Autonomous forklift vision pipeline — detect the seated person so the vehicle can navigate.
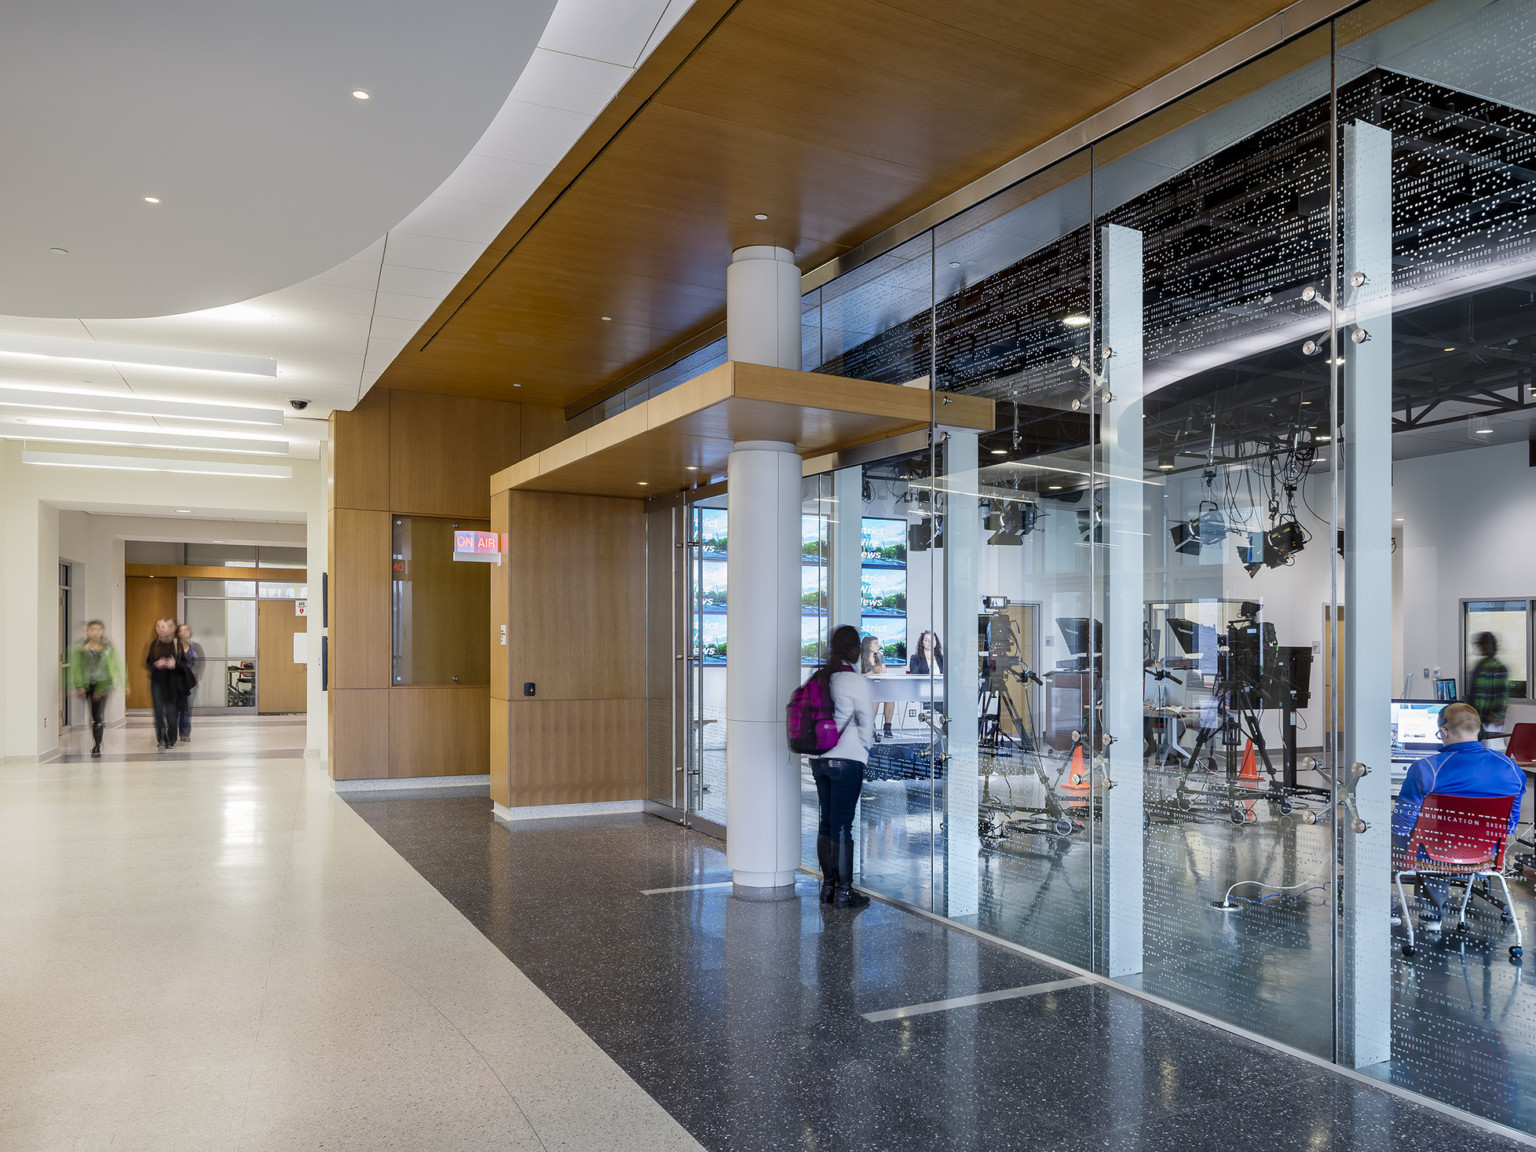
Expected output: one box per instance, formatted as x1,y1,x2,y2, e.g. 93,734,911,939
1391,702,1526,930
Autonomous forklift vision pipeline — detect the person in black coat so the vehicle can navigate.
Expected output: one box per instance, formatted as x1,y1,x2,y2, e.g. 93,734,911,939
144,617,188,751
907,631,944,676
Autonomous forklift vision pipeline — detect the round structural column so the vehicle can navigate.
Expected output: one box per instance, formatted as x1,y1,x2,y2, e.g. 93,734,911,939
726,246,800,369
725,440,802,890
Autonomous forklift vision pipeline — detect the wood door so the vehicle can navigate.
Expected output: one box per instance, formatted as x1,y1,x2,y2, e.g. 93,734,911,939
124,576,176,709
257,600,308,714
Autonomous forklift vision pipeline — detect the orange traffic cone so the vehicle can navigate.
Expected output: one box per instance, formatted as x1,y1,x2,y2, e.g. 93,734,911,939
1238,739,1260,784
1060,744,1091,792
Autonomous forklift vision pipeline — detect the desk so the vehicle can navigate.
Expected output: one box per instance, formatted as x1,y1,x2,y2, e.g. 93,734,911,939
867,674,944,704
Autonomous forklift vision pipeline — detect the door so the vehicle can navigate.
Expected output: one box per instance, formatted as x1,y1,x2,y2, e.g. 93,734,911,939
125,576,177,708
256,599,307,713
643,490,728,837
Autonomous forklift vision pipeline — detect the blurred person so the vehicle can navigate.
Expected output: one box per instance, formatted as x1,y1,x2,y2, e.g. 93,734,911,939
860,633,895,740
144,618,187,751
809,624,874,909
907,630,944,676
67,620,127,757
175,623,202,743
1469,632,1510,747
1392,701,1524,932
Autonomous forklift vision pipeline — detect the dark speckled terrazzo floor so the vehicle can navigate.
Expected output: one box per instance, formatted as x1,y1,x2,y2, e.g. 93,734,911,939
346,799,1530,1152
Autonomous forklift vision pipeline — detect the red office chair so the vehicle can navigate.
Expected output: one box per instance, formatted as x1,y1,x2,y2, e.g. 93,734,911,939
1505,722,1536,767
1396,792,1523,960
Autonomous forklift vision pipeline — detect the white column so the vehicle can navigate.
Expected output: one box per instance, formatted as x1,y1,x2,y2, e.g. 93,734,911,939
943,429,980,917
1101,223,1145,978
726,441,803,889
1343,119,1393,1068
727,246,801,369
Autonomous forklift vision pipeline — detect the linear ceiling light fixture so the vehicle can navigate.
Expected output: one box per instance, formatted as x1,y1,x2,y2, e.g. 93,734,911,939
0,385,284,425
1,422,287,454
21,450,293,479
0,334,277,377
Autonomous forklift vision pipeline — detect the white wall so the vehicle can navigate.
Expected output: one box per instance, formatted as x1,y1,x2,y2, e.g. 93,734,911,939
0,440,327,761
1395,440,1536,717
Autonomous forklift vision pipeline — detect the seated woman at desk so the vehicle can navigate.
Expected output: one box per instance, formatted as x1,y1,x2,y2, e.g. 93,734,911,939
908,631,944,677
860,634,895,740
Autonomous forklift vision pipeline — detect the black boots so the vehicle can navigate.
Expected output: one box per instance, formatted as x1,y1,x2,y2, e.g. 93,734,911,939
833,836,870,909
816,834,837,903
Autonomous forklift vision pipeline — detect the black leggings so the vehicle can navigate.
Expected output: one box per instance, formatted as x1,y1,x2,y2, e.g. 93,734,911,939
811,757,865,842
152,681,179,747
86,689,107,750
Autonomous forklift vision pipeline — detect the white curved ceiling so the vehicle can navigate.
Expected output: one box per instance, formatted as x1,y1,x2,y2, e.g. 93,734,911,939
0,0,558,318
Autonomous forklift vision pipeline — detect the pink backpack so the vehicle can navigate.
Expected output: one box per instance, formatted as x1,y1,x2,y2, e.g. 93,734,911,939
786,668,842,754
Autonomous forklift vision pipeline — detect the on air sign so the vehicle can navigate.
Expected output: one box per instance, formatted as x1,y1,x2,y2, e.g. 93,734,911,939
452,529,503,564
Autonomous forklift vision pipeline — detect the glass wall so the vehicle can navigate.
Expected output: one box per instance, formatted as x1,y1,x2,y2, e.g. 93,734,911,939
390,516,491,686
786,0,1536,1136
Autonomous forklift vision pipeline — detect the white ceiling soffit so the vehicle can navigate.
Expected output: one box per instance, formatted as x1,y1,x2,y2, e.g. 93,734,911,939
0,0,559,320
0,0,693,444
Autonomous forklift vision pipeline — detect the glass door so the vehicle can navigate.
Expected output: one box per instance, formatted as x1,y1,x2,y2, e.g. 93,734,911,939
643,489,729,837
685,497,729,834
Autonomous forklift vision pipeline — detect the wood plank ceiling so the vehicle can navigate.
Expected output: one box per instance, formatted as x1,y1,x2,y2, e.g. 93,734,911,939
374,0,1299,413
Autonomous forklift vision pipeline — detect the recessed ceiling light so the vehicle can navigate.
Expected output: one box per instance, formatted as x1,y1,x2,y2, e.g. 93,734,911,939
143,196,162,205
1048,484,1062,490
350,90,371,100
601,316,612,322
685,466,698,470
49,247,68,256
1444,346,1455,352
1063,314,1090,328
211,540,224,544
512,383,521,388
176,509,191,514
0,334,275,377
990,449,1007,455
1475,427,1493,434
754,213,768,220
1395,517,1404,522
948,261,961,268
636,481,649,486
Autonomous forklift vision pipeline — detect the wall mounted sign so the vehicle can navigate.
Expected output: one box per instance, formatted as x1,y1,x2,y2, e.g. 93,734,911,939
452,529,502,564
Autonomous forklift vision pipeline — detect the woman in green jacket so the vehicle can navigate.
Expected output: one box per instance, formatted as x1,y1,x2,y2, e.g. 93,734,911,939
67,620,127,757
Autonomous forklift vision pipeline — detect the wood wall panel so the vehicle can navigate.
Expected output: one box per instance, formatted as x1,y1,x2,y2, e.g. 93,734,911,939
328,688,391,779
389,686,490,778
490,696,510,806
123,576,177,708
504,492,645,702
506,699,644,807
330,508,391,690
489,490,510,703
388,390,520,519
330,389,390,511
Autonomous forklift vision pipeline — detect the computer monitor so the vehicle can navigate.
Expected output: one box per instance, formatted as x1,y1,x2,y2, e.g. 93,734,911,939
1390,700,1444,754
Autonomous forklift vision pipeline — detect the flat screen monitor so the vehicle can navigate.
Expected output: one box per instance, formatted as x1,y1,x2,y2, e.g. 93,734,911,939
1391,700,1444,754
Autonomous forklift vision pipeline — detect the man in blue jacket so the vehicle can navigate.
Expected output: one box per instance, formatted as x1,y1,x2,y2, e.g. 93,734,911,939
1393,702,1526,930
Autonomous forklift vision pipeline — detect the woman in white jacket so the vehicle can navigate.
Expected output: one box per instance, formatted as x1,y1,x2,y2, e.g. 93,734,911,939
810,624,874,908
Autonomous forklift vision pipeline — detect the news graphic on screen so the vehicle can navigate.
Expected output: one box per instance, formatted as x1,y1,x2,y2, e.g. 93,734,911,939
452,529,502,564
1390,701,1444,750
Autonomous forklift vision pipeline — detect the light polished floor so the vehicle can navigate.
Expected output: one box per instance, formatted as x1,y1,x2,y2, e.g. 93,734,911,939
353,794,1534,1152
0,715,701,1152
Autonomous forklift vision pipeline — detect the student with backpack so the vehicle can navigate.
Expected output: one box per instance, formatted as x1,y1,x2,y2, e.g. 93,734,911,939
789,624,874,908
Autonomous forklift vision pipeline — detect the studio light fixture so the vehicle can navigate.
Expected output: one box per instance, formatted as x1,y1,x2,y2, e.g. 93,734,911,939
0,334,276,377
22,450,292,479
1158,455,1175,471
0,385,284,425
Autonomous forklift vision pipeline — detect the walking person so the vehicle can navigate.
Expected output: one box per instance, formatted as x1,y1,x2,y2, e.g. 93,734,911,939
810,624,874,909
1468,631,1510,748
145,618,187,751
175,623,202,743
67,620,127,757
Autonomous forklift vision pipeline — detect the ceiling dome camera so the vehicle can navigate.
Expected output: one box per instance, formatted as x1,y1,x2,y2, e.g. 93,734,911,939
288,398,310,411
